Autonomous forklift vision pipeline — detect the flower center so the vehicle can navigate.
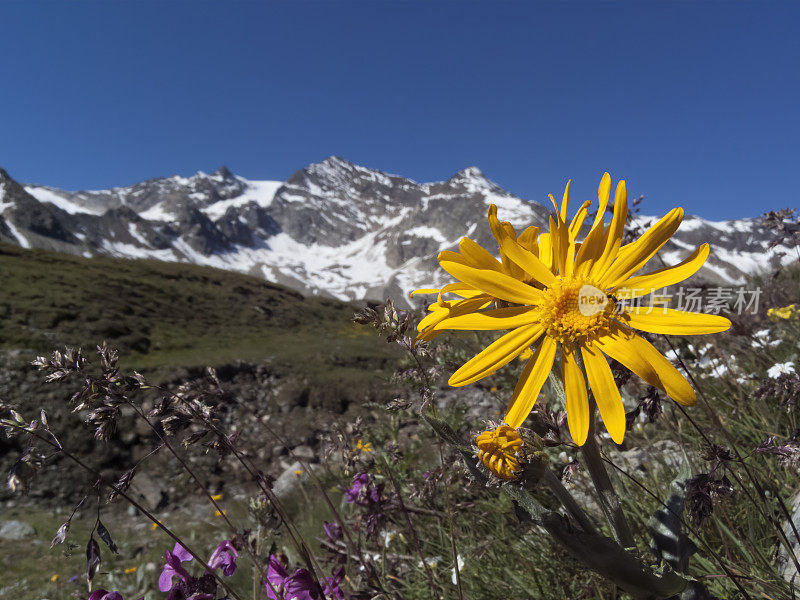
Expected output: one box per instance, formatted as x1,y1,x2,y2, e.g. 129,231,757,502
539,280,616,344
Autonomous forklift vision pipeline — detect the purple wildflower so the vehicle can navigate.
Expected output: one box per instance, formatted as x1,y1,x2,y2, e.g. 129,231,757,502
344,472,386,538
345,473,380,506
264,555,344,600
207,539,238,577
159,542,193,593
322,521,342,543
87,591,143,600
87,592,123,600
320,566,345,600
265,554,290,598
282,569,322,600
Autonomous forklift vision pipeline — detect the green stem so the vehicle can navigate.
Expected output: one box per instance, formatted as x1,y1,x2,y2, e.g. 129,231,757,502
580,406,636,548
540,468,598,536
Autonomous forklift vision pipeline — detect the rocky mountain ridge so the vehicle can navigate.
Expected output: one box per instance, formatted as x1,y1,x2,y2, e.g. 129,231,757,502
0,157,789,304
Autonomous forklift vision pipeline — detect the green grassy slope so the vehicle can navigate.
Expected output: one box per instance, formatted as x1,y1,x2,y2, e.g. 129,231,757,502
0,243,395,380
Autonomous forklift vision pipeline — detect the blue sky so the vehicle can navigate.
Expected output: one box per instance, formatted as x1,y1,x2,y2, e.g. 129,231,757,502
1,1,797,219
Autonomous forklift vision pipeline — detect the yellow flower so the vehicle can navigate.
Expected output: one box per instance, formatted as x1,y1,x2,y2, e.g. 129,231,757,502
124,566,138,575
293,469,303,476
210,493,223,501
151,522,159,530
356,439,373,453
415,174,730,445
50,574,60,583
214,509,226,517
768,304,797,320
476,425,523,480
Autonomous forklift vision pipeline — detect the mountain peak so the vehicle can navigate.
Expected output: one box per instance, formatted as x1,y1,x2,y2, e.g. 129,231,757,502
0,167,16,184
211,165,235,180
320,155,353,169
450,166,486,180
445,166,502,194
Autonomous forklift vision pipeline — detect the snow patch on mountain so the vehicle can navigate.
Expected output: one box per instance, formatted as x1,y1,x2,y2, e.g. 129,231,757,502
203,180,283,220
25,186,106,215
5,220,31,248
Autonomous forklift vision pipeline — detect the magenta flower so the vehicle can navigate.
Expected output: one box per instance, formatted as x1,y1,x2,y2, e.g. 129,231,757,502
283,569,321,600
207,539,239,577
87,592,122,600
159,542,193,593
321,521,342,543
265,554,290,598
87,591,143,600
264,555,345,600
344,473,380,505
320,566,345,600
157,539,239,600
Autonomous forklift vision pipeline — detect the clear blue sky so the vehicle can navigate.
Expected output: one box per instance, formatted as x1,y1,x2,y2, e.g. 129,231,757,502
1,1,797,219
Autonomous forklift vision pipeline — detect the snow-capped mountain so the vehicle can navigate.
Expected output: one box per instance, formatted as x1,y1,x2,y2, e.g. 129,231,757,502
0,157,791,305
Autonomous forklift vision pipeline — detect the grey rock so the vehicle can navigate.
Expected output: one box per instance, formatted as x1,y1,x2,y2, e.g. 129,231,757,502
291,445,316,462
614,440,686,474
273,461,307,498
131,472,167,510
0,519,36,540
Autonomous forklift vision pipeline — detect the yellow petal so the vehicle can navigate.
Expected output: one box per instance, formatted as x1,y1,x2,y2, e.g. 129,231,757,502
594,326,696,406
560,179,571,223
568,200,592,241
550,215,570,277
614,244,709,297
619,308,732,335
591,172,612,231
433,305,542,331
581,344,625,444
562,345,589,445
439,260,543,305
450,324,545,386
488,206,557,286
517,226,539,252
459,237,504,271
548,193,560,217
437,282,482,302
538,232,553,271
574,213,607,277
591,179,628,278
410,288,440,297
500,221,527,280
504,335,557,427
600,207,684,286
417,294,492,336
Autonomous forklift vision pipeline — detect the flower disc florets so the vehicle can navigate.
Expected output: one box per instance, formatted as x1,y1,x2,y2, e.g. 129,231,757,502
539,280,616,345
476,425,523,481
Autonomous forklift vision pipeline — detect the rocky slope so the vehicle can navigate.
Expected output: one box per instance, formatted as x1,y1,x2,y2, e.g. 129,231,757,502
0,158,789,305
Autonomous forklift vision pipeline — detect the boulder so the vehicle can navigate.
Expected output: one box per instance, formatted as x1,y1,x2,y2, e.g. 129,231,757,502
0,519,36,540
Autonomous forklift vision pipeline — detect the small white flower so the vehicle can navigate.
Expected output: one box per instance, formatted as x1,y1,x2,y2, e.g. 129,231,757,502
451,554,465,584
419,556,442,568
767,362,796,379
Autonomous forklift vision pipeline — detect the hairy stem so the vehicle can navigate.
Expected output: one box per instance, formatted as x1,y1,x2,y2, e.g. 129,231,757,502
580,409,636,548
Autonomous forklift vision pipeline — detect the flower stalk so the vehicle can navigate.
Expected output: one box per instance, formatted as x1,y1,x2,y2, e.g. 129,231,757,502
579,406,636,548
